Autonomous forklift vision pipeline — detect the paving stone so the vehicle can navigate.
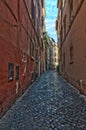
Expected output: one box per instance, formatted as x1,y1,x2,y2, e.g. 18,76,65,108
0,70,86,130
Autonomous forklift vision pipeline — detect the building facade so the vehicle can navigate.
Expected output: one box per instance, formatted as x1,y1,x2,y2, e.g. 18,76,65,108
56,0,86,94
49,38,58,69
0,0,45,116
44,35,58,70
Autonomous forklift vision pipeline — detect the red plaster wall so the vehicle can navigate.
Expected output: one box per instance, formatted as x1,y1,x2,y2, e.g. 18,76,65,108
0,0,41,117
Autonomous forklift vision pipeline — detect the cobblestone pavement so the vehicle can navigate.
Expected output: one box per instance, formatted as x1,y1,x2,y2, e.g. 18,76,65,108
0,71,86,130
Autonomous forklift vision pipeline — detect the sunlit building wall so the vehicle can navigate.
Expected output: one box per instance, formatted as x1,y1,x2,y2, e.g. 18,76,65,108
56,0,86,95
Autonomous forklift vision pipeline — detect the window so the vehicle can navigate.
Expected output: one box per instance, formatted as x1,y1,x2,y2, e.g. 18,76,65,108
31,0,37,27
41,16,44,27
69,0,73,23
70,44,74,64
16,65,19,80
60,29,62,44
8,63,14,82
36,48,38,62
34,6,37,26
31,0,35,20
61,27,63,42
41,0,44,8
63,15,66,39
31,39,35,58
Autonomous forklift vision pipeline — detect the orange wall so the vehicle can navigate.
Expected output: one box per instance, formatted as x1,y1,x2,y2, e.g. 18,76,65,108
60,0,86,94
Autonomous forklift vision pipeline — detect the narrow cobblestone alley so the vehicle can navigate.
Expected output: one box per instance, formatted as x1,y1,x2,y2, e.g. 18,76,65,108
0,71,86,130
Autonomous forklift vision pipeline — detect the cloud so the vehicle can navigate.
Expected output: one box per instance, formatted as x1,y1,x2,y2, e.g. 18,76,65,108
46,0,58,42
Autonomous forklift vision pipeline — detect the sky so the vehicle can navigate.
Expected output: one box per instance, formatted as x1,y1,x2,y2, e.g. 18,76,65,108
45,0,58,43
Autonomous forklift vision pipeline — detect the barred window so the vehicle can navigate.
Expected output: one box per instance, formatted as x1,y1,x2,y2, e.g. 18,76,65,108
16,65,19,80
8,63,14,82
